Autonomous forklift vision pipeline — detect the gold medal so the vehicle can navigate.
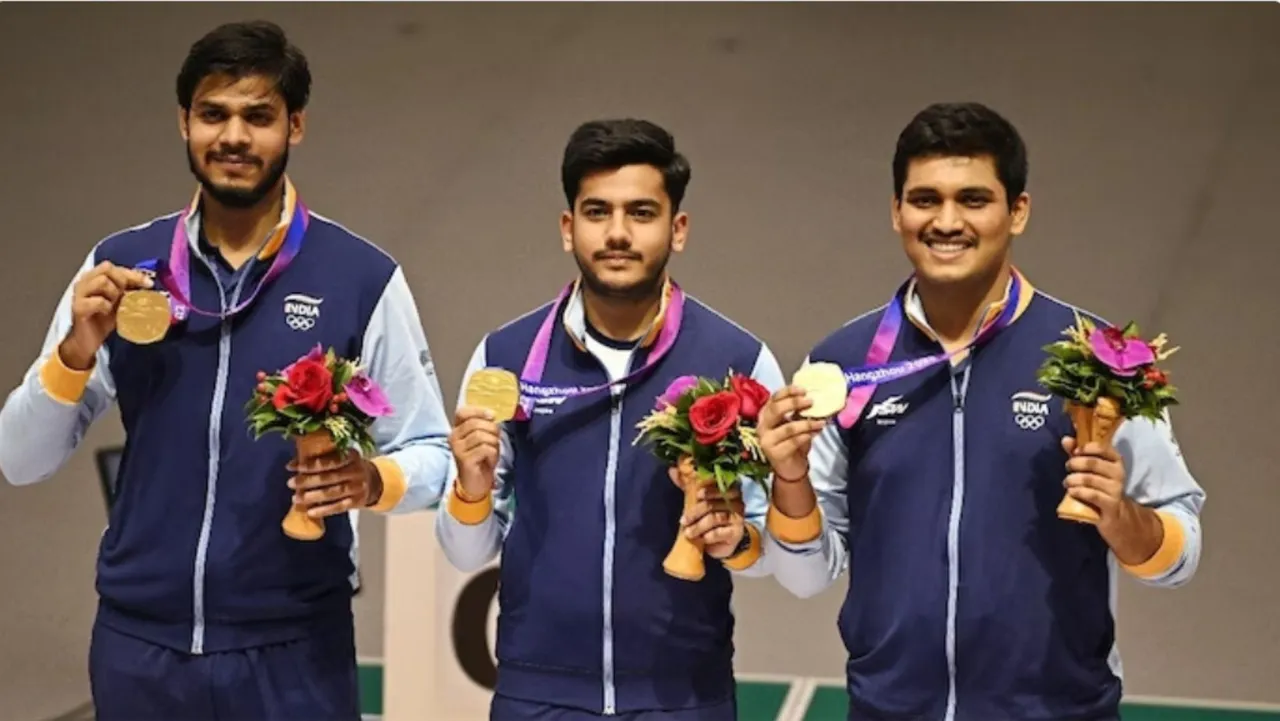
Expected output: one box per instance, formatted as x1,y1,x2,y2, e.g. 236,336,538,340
791,362,848,418
464,368,520,422
116,290,172,345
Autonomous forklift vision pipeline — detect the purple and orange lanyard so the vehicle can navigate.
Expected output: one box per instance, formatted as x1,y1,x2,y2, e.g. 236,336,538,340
141,182,1019,430
137,190,308,326
512,272,1021,429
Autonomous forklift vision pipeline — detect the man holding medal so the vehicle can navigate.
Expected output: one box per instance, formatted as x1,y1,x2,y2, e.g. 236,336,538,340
0,21,452,720
756,102,1206,721
437,118,784,720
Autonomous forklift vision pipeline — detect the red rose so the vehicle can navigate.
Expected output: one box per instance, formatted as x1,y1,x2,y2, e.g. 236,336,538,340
729,375,770,421
286,358,334,413
272,384,295,411
688,391,742,445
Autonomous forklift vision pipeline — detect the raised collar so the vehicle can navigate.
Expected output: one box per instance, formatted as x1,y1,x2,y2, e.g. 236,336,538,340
561,275,674,352
904,266,1036,344
181,176,299,262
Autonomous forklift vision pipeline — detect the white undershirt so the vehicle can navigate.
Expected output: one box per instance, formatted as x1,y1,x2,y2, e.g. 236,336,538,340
583,334,634,382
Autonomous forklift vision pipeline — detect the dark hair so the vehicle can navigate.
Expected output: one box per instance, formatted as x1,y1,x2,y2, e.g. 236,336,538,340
176,21,311,113
561,119,692,212
892,102,1028,206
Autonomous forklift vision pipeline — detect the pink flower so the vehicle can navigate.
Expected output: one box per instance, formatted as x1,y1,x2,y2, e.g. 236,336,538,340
344,372,394,417
656,375,698,409
1089,326,1155,376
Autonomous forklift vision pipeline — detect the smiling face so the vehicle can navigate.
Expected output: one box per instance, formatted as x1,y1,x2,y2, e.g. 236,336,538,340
561,163,688,301
892,154,1029,289
179,73,304,208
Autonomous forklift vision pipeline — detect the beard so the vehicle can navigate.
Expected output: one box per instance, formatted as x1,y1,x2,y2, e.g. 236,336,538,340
572,237,671,302
187,143,288,209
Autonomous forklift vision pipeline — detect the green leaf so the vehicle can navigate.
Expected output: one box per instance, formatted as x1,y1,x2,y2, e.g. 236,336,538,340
333,359,355,389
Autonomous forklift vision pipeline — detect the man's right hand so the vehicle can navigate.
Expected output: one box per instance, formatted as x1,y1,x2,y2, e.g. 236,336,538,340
59,261,153,370
448,405,501,499
758,386,827,483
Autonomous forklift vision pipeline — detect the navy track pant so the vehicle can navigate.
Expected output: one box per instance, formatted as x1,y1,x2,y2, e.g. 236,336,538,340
89,619,361,721
489,694,737,721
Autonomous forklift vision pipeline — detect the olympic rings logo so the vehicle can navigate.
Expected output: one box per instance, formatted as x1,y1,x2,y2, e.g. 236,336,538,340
286,315,316,331
1014,414,1046,430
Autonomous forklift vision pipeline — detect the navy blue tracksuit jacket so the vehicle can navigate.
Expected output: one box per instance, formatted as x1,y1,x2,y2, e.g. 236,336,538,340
436,278,784,718
765,270,1206,721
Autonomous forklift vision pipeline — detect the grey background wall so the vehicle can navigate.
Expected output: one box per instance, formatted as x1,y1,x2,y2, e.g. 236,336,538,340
2,2,1277,719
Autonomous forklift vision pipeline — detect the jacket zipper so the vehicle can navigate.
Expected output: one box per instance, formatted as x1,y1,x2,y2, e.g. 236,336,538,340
601,385,624,715
943,365,971,721
586,329,647,714
190,257,251,655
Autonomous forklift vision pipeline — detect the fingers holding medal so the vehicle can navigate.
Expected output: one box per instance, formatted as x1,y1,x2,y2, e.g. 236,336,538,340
449,368,520,500
756,362,846,483
62,261,158,367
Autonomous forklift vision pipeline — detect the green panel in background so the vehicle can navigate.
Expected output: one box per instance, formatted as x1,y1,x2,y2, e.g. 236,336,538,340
1121,704,1280,721
802,684,849,721
736,681,791,721
358,663,383,716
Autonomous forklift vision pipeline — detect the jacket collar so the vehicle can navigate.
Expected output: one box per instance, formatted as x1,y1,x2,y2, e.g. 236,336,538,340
560,275,674,352
904,266,1036,343
181,176,299,262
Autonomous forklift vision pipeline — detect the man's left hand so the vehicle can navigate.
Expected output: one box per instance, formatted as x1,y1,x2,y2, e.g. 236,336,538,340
669,468,747,559
290,454,383,518
1062,437,1129,527
1062,436,1169,566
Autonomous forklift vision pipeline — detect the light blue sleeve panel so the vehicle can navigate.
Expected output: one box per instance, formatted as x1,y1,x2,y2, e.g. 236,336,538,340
0,249,117,486
360,265,454,513
1114,410,1206,588
434,337,517,573
761,354,852,599
725,342,786,578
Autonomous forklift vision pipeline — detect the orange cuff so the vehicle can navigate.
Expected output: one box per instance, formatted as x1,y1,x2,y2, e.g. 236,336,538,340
1121,510,1187,579
446,479,493,525
767,502,823,544
723,524,763,571
368,456,407,512
40,352,93,405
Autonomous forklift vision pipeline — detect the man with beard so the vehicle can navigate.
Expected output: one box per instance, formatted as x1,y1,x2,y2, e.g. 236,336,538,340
0,21,453,720
437,118,783,720
755,102,1205,721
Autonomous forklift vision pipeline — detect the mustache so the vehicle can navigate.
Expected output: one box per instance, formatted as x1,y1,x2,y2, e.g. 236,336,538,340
593,250,642,261
920,231,975,244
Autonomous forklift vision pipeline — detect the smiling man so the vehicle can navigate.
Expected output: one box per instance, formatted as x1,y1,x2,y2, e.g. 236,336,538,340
437,118,784,720
755,102,1206,721
0,21,452,720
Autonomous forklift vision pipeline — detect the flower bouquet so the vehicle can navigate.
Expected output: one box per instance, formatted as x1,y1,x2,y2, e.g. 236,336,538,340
1036,312,1179,524
633,372,773,581
245,344,393,540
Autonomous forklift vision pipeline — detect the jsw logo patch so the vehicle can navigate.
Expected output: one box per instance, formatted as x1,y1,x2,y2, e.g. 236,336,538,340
283,293,322,331
866,395,909,425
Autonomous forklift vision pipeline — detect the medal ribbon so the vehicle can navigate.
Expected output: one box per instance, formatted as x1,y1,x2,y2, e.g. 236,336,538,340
513,279,685,420
136,186,308,322
835,271,1022,429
